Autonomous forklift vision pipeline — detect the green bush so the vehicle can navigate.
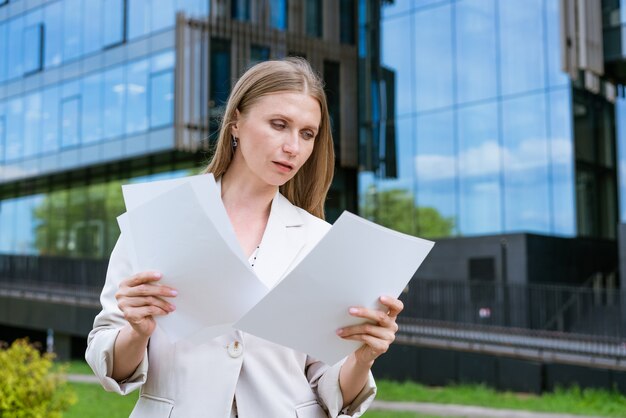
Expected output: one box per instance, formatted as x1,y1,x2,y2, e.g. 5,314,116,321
0,339,76,418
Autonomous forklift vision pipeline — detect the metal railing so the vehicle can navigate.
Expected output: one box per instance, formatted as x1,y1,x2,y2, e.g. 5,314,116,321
401,278,625,339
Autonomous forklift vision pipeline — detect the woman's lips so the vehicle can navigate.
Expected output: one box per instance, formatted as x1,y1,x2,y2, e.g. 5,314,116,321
273,161,294,172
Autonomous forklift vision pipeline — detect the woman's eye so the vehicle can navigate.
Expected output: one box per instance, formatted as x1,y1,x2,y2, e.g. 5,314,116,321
271,121,286,129
302,130,315,140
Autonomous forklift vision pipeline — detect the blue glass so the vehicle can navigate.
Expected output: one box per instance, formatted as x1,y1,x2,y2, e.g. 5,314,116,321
14,195,41,255
548,88,575,235
392,115,417,184
415,110,457,228
339,0,355,44
7,15,24,80
499,0,545,95
128,0,150,40
305,0,322,37
61,96,80,148
103,0,124,46
270,0,287,30
414,3,453,111
44,1,62,68
150,70,174,128
232,0,251,20
616,97,626,223
545,0,569,87
126,59,149,134
210,38,231,107
177,0,209,18
381,13,413,117
23,24,43,74
23,92,42,158
457,102,502,235
63,0,82,61
0,22,6,83
151,50,175,72
250,45,270,65
82,73,103,143
455,0,497,104
5,97,23,160
0,110,5,163
103,66,125,139
502,93,550,233
42,85,60,153
84,0,103,54
152,0,175,32
381,0,414,18
0,198,16,253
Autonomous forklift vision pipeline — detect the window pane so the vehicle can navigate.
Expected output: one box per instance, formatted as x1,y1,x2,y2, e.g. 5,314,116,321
415,110,457,236
61,96,81,148
152,0,175,31
82,73,103,143
44,1,62,68
103,0,124,46
150,71,174,128
84,0,102,54
6,97,23,160
23,92,42,158
0,22,7,82
7,15,24,79
23,24,43,74
151,50,174,72
126,59,149,134
499,0,545,95
546,0,568,87
458,102,502,235
128,0,150,40
270,0,287,30
340,0,355,44
250,45,270,65
0,199,17,253
455,0,497,103
232,0,250,20
414,4,453,111
324,60,341,158
210,38,231,107
63,0,82,61
305,0,322,37
42,85,60,152
549,88,575,235
502,93,550,232
0,112,5,163
382,13,413,116
103,66,125,139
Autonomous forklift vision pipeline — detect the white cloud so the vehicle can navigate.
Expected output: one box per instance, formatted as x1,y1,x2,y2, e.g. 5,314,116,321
415,137,573,182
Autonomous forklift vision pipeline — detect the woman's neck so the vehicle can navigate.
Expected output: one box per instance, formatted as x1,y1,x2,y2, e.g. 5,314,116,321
220,166,276,217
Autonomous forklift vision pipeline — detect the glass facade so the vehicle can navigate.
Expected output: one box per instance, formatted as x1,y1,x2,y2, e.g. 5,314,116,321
361,0,576,239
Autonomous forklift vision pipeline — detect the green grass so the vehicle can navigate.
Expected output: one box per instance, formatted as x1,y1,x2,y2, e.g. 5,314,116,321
376,380,626,417
64,383,138,418
54,360,95,375
57,364,626,418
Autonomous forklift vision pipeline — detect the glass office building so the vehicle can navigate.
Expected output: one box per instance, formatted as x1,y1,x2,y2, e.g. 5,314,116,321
0,0,358,260
360,0,622,241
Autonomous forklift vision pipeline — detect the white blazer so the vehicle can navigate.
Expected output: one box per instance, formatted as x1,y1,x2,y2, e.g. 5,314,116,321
86,191,376,418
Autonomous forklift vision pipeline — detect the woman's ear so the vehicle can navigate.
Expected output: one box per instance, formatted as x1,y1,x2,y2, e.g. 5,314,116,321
230,109,241,137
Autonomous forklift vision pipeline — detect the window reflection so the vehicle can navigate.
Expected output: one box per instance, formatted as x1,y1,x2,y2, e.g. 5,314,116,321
61,96,81,148
232,0,251,21
23,92,42,158
83,0,102,54
502,93,550,232
381,13,413,117
7,15,24,79
82,73,103,143
44,1,62,68
270,0,287,30
0,113,5,163
305,0,322,37
103,66,125,139
150,71,174,128
0,22,6,82
126,59,149,134
250,45,270,66
23,24,43,74
6,97,23,161
103,0,124,47
128,0,150,41
458,103,502,235
210,38,231,107
63,0,82,61
152,0,175,32
42,86,60,153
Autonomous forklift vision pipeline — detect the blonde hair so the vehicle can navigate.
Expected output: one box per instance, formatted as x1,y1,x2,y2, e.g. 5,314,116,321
203,57,335,219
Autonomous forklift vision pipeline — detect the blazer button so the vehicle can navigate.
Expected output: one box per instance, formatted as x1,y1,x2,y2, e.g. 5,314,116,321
227,341,243,358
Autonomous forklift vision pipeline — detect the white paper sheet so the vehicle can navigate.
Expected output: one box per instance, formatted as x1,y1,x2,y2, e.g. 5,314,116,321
235,211,434,365
121,179,267,343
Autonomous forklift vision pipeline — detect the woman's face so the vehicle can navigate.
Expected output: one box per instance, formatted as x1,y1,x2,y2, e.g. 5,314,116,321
231,91,321,187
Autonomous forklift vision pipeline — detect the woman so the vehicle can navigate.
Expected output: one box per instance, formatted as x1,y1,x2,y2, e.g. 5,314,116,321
86,58,403,418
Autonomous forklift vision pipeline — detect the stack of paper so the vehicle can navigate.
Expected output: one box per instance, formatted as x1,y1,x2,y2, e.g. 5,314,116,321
118,174,435,364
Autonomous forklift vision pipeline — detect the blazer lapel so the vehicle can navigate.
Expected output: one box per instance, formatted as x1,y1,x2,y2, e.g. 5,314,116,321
253,193,306,289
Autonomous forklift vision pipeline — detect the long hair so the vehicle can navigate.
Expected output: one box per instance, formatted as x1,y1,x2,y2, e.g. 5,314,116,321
203,57,335,220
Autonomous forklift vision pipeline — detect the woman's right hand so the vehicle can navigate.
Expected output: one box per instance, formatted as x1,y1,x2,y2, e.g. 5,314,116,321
115,271,177,338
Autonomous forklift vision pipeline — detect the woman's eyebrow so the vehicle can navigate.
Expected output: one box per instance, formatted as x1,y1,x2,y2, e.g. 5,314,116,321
267,114,319,131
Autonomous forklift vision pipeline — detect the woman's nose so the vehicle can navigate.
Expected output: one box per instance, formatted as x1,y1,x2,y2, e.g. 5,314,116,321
282,131,300,155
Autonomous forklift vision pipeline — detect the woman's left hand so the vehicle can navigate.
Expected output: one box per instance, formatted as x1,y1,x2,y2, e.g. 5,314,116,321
336,295,404,365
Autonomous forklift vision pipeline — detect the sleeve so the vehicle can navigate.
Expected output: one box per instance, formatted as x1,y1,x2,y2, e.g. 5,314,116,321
85,233,149,395
306,356,377,418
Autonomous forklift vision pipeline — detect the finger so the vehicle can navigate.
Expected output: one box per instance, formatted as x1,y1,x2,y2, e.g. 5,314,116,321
343,334,390,356
123,271,164,288
348,307,394,327
337,323,395,342
119,296,176,313
124,282,178,299
379,296,404,319
122,305,170,323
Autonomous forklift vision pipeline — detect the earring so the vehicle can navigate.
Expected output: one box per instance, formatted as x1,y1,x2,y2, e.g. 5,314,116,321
232,136,238,148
